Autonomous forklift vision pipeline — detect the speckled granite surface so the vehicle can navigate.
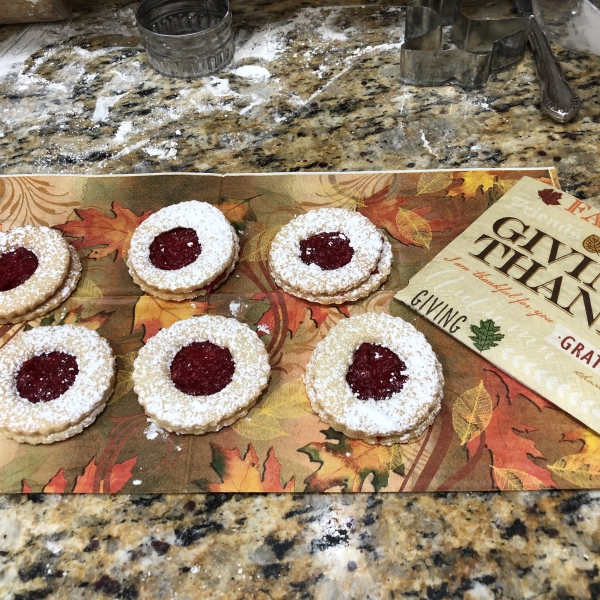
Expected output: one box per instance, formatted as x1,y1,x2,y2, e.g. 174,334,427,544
1,0,600,598
2,492,600,598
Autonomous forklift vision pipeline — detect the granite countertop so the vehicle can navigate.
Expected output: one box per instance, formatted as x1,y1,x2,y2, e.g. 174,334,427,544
1,0,600,597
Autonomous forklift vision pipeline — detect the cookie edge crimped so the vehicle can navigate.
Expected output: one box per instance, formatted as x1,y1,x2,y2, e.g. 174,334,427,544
304,313,444,443
272,236,392,304
0,245,82,325
127,229,239,300
0,226,71,320
269,208,384,295
0,325,116,437
133,315,271,434
128,201,237,293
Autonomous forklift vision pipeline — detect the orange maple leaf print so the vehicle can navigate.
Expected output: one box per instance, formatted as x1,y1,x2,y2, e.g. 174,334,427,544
299,428,404,492
21,457,137,493
73,455,138,493
549,428,600,488
252,291,349,337
61,305,112,330
217,195,258,230
42,468,68,493
21,467,67,494
447,171,497,198
466,370,555,490
201,444,295,492
358,187,453,247
55,201,151,260
133,295,213,342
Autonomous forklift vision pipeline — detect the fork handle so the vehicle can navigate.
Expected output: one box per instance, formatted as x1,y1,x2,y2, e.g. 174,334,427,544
528,17,580,123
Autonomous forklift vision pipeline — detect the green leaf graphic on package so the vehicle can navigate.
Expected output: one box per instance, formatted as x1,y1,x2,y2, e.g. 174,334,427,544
469,319,505,352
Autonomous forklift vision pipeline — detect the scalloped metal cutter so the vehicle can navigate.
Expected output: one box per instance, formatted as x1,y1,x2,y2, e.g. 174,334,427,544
400,0,530,88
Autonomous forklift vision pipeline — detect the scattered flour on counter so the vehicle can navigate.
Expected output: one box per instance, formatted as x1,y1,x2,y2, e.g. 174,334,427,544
420,130,440,159
144,420,168,440
45,541,62,555
230,65,271,81
143,141,177,160
92,94,126,122
207,77,234,97
114,120,133,144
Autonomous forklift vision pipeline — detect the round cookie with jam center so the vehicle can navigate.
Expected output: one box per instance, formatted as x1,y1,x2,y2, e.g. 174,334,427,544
133,315,271,435
0,325,115,444
304,313,443,445
128,201,237,294
0,246,82,325
126,225,239,301
0,226,71,321
272,236,393,305
269,208,383,296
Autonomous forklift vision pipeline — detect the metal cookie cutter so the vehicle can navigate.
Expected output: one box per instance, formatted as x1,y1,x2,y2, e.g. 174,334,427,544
400,0,531,88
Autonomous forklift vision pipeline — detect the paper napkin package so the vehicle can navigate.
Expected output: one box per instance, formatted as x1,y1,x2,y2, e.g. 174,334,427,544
396,176,600,434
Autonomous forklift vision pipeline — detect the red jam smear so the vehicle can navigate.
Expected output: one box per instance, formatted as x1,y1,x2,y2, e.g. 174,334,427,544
346,343,408,401
0,247,39,292
170,341,235,396
16,351,79,403
149,227,202,271
299,231,354,271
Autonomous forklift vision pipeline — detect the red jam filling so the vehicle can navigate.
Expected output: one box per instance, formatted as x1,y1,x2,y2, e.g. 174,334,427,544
16,351,79,403
299,231,354,270
0,247,39,292
346,343,408,401
149,227,202,271
170,341,235,396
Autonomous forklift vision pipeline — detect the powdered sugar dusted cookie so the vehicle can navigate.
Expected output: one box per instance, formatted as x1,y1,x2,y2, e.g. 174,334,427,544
304,313,443,445
0,325,115,444
127,230,239,301
133,315,270,434
128,201,237,294
269,208,384,296
0,246,82,325
272,236,393,305
0,226,71,320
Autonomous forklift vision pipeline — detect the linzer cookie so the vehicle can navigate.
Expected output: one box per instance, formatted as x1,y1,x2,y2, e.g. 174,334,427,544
133,315,270,435
0,325,115,444
304,313,443,445
0,226,81,323
269,208,391,304
127,201,239,299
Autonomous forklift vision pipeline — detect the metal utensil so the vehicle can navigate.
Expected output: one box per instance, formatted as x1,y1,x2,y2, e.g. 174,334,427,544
400,0,530,88
512,0,580,122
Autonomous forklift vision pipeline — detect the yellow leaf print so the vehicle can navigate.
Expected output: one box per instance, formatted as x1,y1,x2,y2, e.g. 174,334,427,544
109,351,137,405
72,277,103,299
241,226,282,262
492,467,548,491
548,428,600,488
378,444,404,472
233,379,313,440
452,381,493,445
416,171,453,195
260,380,313,419
232,412,289,441
448,171,497,198
395,209,432,249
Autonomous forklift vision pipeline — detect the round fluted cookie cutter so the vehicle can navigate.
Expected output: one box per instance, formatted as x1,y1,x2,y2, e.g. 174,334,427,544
136,0,235,78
